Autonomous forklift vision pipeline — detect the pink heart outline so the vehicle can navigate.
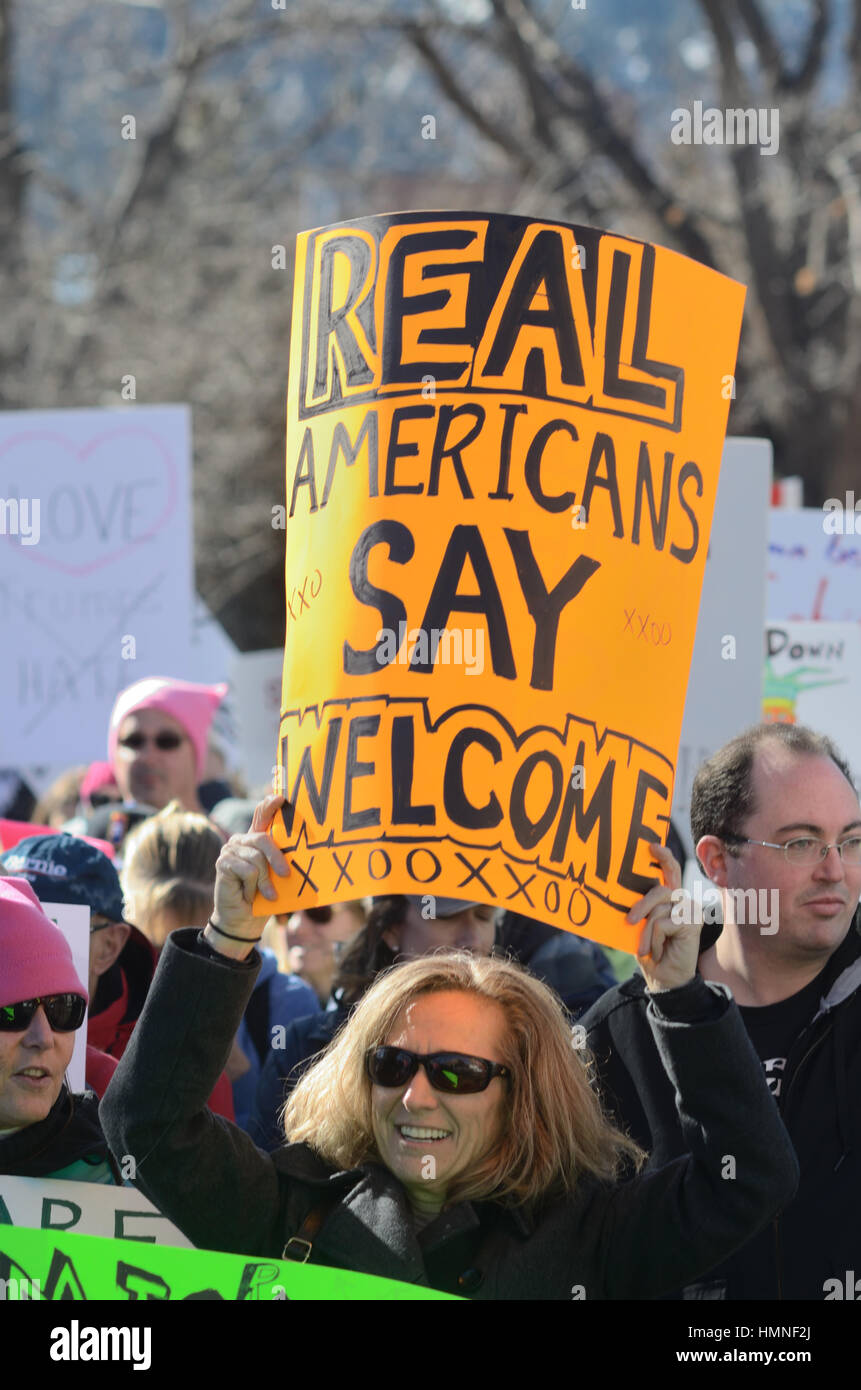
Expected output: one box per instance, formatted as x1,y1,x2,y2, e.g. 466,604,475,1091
0,426,179,577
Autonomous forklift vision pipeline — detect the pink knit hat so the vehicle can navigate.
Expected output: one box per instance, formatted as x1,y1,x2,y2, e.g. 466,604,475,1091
108,677,228,779
0,877,88,1008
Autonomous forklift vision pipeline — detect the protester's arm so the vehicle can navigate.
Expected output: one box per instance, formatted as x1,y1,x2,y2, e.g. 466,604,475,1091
99,930,295,1255
586,842,797,1297
581,991,667,1161
595,977,799,1299
100,795,296,1255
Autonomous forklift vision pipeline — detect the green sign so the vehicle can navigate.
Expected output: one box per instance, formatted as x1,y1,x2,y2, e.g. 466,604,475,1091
0,1225,459,1300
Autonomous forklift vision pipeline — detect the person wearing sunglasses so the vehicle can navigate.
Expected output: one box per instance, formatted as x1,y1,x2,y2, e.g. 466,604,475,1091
79,762,121,815
108,676,228,814
282,901,367,1003
0,830,244,1123
1,833,146,1059
247,894,495,1151
0,877,122,1184
101,794,798,1297
583,722,861,1300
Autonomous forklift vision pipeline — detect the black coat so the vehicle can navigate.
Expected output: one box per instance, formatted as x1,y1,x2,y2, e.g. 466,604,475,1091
100,929,798,1300
582,918,861,1299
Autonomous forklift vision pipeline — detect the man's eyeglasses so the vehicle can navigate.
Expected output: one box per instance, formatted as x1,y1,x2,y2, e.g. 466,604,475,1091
0,994,87,1033
724,834,861,866
118,732,184,752
366,1045,509,1095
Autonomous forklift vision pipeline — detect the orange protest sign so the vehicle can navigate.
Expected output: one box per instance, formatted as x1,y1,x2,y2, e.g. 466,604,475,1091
256,213,745,953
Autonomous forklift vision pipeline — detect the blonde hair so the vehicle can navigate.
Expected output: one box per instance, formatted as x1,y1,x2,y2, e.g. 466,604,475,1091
121,801,223,936
283,951,643,1210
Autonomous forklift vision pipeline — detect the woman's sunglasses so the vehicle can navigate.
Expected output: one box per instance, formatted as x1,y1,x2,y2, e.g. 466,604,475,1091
366,1045,509,1095
0,994,87,1033
88,791,120,808
118,732,184,752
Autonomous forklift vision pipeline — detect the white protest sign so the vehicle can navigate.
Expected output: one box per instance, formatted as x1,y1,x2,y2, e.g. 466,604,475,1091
230,648,283,793
0,1174,192,1247
41,902,90,1095
189,595,238,687
19,596,237,799
768,509,861,622
186,599,242,775
0,405,193,765
763,621,861,784
671,438,772,853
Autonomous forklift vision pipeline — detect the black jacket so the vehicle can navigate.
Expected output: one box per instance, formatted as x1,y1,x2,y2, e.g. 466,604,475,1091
100,929,798,1300
582,918,861,1299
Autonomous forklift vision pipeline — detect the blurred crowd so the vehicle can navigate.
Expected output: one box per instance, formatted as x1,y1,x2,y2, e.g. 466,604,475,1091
1,675,859,1300
0,676,620,1146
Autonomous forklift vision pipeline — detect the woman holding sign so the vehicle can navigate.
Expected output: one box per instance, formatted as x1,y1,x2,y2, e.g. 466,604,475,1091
101,795,798,1299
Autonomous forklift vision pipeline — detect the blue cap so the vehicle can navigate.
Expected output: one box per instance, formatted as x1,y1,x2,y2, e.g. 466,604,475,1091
0,833,127,924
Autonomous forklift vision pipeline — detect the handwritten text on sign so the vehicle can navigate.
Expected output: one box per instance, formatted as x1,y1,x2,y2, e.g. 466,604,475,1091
258,214,745,952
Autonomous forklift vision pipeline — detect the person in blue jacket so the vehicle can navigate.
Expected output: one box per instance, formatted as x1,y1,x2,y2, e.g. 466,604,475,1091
232,945,320,1130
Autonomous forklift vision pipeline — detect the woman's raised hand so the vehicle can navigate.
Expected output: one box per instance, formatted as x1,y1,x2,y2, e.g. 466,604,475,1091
626,843,701,993
204,794,291,960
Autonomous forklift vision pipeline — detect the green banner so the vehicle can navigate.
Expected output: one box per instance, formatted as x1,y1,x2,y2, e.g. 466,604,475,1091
0,1225,459,1300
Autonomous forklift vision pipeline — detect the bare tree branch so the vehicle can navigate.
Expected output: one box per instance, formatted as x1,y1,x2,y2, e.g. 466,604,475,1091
733,0,784,87
782,0,830,94
485,0,720,267
850,0,861,70
488,0,564,154
0,0,27,268
698,0,809,386
405,24,534,172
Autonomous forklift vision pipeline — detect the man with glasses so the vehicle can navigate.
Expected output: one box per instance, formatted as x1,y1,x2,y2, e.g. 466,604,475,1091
0,877,121,1183
583,722,861,1299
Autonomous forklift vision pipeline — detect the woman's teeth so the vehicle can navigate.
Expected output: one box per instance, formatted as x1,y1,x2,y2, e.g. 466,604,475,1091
399,1126,450,1141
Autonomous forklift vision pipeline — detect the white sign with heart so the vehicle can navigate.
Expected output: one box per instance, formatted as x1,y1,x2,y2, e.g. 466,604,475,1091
0,405,193,765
